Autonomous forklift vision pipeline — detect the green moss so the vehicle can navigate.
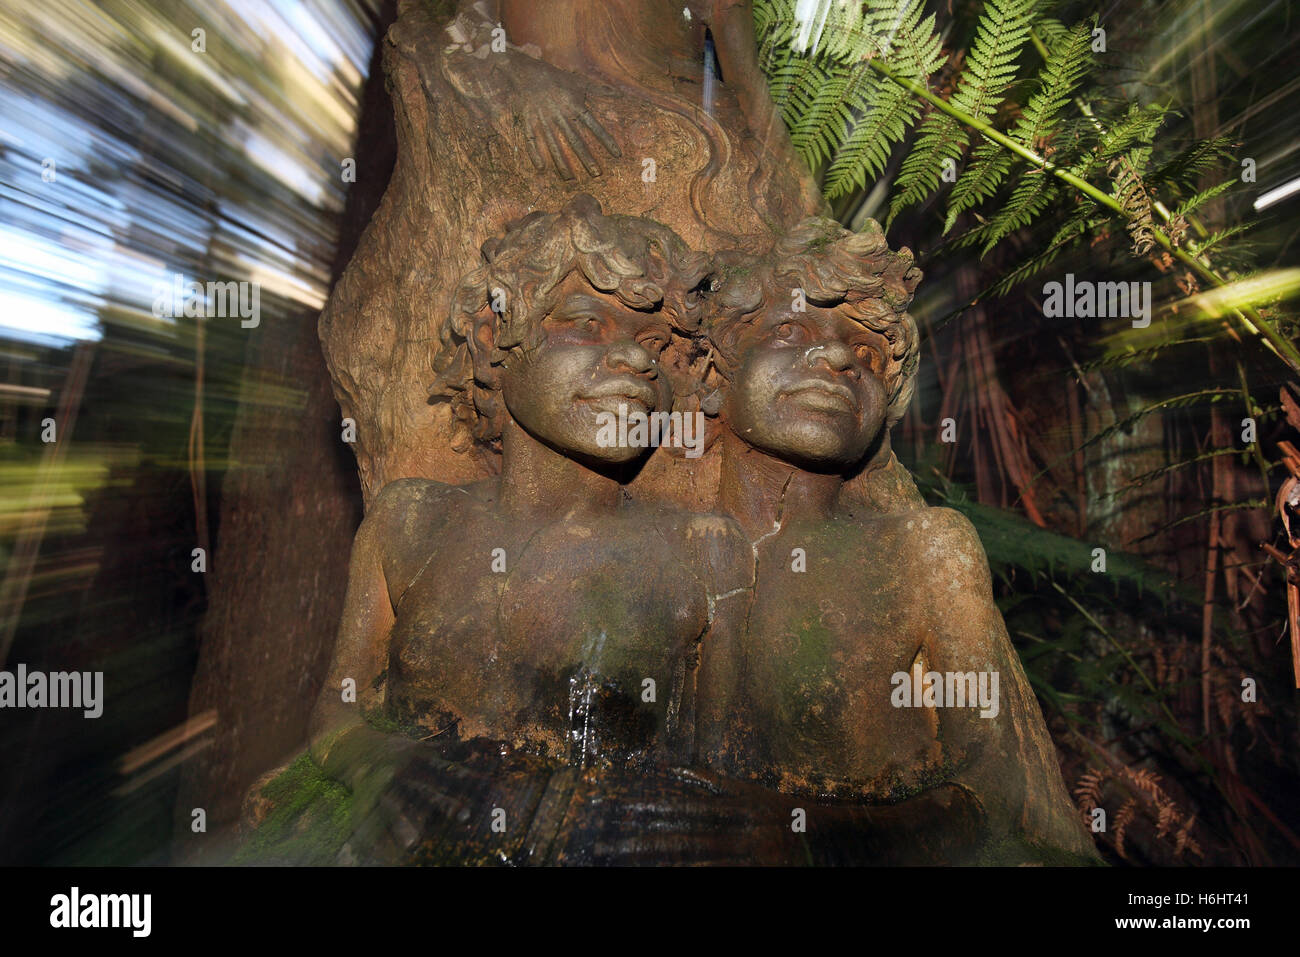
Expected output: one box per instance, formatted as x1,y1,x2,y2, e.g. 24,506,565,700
232,752,352,866
770,616,839,746
791,616,832,677
976,831,1106,866
362,705,414,737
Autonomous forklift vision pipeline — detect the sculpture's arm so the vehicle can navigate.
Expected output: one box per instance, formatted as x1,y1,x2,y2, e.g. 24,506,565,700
307,488,410,791
921,507,1101,863
701,0,829,219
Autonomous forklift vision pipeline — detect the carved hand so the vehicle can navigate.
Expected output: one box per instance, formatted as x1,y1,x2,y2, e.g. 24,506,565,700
390,6,622,182
440,46,623,181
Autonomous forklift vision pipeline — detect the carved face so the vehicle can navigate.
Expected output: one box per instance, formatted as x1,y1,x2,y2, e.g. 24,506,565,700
499,278,673,465
722,304,890,470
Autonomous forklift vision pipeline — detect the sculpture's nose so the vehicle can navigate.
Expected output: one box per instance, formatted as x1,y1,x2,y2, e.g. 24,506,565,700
605,339,656,376
803,340,854,373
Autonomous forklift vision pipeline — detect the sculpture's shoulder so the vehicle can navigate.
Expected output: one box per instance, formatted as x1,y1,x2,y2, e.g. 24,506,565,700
859,505,993,590
368,476,485,526
360,477,494,569
902,506,1004,636
820,502,989,569
915,506,993,577
814,505,999,642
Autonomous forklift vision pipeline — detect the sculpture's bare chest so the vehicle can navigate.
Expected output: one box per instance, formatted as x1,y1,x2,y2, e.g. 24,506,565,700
385,507,709,757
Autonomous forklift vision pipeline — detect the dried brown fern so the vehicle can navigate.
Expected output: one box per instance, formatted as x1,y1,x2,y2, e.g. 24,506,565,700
1072,762,1204,862
1107,155,1155,256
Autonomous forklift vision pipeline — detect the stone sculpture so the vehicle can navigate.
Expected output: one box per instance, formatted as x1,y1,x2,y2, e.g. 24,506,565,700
309,197,751,777
696,218,1097,862
236,0,1099,866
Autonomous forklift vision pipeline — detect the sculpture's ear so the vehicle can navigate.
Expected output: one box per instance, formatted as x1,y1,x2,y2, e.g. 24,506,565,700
885,348,920,428
464,303,505,389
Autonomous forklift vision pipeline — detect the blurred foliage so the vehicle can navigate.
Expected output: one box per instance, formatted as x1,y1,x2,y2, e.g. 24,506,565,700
0,0,381,864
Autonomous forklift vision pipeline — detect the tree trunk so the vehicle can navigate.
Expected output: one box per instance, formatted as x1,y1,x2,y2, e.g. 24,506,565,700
172,2,398,861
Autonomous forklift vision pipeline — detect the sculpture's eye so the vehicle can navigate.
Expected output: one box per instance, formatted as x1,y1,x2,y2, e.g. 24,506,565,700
776,322,796,340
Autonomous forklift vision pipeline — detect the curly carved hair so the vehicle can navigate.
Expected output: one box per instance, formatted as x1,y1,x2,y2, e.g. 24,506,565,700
430,195,712,453
708,217,923,427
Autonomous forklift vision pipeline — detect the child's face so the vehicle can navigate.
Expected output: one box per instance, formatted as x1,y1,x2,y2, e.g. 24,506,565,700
721,302,890,470
500,274,674,465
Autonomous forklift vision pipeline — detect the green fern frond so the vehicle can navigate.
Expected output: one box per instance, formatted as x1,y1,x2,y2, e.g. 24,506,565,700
944,19,1092,233
768,55,824,126
1191,222,1254,256
890,0,1037,224
1010,21,1092,150
756,0,877,61
788,62,861,164
1082,336,1219,370
750,0,1283,364
823,74,922,197
944,142,1014,233
1105,447,1244,498
976,173,1059,255
758,0,944,185
1069,102,1167,178
978,208,1102,300
1033,15,1071,50
1047,202,1100,247
819,0,947,198
1081,389,1238,454
948,0,1038,123
887,113,967,225
1173,178,1236,219
1150,134,1236,187
868,0,943,73
1135,500,1270,542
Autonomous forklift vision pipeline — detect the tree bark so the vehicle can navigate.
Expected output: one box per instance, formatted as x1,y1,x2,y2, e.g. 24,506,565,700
173,2,398,861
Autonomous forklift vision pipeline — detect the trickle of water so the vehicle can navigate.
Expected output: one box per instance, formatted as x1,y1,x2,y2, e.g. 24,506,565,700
568,664,599,768
567,630,610,767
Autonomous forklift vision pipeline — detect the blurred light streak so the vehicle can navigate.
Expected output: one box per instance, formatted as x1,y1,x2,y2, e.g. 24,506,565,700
0,1,382,863
0,341,92,665
1167,268,1300,320
118,708,218,777
0,0,377,347
1254,177,1300,211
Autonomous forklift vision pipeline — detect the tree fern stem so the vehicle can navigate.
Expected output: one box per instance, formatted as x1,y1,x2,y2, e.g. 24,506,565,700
867,57,1300,373
867,59,1126,210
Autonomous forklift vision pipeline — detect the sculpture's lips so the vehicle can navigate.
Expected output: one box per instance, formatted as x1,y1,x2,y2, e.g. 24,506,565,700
578,379,658,411
779,378,857,412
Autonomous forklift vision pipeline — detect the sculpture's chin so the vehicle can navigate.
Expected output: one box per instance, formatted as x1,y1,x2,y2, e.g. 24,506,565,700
579,445,649,466
745,428,874,474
